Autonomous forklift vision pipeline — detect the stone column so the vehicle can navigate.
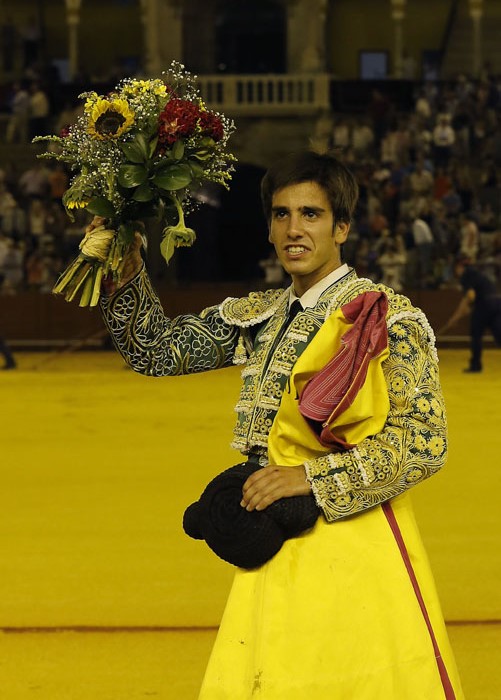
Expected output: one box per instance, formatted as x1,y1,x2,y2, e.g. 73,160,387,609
286,0,328,73
390,0,406,79
139,0,183,77
139,0,161,75
64,0,82,81
468,0,484,77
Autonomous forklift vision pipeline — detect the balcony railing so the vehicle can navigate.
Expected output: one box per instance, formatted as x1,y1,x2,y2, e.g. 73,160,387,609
197,73,330,116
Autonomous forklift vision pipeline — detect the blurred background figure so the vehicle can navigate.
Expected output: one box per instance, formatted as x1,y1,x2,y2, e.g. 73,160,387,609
439,256,501,373
5,81,30,144
0,333,16,369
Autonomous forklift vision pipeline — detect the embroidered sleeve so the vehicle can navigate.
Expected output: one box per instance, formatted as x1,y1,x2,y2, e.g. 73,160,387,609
304,315,447,522
100,267,239,376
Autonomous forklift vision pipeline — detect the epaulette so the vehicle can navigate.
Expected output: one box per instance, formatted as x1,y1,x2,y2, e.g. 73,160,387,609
380,286,438,360
219,288,287,328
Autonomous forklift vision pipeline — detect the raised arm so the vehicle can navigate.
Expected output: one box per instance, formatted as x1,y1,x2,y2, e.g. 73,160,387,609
100,267,239,376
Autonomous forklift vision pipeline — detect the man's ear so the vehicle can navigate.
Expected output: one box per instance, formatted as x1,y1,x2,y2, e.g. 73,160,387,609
268,226,274,244
334,221,350,244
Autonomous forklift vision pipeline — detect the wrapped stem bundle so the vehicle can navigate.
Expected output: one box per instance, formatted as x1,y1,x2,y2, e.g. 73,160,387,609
52,226,130,307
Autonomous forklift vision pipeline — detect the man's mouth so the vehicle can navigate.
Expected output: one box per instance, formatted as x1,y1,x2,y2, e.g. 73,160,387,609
286,246,308,256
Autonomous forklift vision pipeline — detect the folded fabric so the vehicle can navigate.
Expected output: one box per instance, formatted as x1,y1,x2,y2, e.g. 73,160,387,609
183,461,320,569
299,290,389,449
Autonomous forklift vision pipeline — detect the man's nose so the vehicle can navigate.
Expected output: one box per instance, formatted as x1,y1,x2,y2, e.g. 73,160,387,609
287,214,302,236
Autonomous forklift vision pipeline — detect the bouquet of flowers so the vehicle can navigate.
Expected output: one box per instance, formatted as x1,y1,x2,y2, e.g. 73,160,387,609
34,62,236,307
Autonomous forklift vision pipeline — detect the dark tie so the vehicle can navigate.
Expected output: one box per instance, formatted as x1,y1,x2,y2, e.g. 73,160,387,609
262,300,304,374
284,299,303,330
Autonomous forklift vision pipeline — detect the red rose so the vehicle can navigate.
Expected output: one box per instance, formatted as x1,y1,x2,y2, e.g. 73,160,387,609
158,98,200,145
198,110,224,142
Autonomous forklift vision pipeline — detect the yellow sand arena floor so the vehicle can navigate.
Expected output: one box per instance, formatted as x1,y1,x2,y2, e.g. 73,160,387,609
1,348,500,698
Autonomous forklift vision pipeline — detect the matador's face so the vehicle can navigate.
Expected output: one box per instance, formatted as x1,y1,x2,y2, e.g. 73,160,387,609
268,181,349,296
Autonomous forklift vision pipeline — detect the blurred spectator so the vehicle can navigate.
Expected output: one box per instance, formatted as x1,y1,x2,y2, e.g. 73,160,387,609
0,232,10,265
0,184,17,228
27,199,49,250
441,182,463,218
0,333,16,369
459,212,480,261
409,157,434,197
29,81,50,139
48,164,69,203
5,81,30,144
0,161,18,194
414,89,433,128
477,202,498,232
332,117,351,151
408,115,432,158
380,119,410,166
351,119,374,160
454,163,475,212
368,89,392,149
18,161,50,203
368,202,388,239
433,167,452,201
432,114,455,169
44,202,67,256
25,250,55,292
310,110,334,153
378,236,407,292
0,239,24,293
410,210,435,288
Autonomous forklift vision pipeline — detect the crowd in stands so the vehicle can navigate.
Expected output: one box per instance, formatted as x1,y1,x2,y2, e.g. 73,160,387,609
310,76,501,293
1,70,501,296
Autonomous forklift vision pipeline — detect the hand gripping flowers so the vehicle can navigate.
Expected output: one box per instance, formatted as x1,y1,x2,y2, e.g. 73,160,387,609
34,63,236,306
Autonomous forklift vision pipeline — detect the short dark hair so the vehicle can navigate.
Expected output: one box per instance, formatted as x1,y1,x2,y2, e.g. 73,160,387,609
261,150,359,224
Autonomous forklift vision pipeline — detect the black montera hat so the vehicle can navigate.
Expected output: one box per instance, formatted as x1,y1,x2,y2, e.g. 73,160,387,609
183,461,320,569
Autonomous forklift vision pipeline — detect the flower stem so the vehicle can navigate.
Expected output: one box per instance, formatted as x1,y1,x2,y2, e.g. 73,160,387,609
170,193,186,228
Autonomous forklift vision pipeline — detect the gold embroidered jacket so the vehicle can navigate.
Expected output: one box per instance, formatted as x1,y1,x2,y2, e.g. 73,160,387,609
100,267,447,522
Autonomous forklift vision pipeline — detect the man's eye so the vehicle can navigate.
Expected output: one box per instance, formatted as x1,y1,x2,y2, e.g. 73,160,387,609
304,210,317,219
274,210,287,219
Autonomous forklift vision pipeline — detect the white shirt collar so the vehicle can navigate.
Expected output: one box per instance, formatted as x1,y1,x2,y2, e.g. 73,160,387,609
288,264,351,309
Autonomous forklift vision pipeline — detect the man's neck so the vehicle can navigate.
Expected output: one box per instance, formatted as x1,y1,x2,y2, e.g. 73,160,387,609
290,264,350,308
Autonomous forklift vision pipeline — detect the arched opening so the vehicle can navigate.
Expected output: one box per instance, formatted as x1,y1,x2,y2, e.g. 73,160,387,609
215,0,286,74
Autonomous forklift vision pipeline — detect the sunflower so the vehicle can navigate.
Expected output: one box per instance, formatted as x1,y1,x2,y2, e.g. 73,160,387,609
87,98,134,140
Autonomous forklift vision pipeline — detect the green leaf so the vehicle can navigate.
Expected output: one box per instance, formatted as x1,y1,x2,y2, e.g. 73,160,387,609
120,133,151,163
152,164,193,192
121,140,147,164
133,182,155,202
172,140,185,160
86,197,115,218
191,148,213,162
188,160,205,179
117,163,148,188
160,230,176,263
148,137,159,158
